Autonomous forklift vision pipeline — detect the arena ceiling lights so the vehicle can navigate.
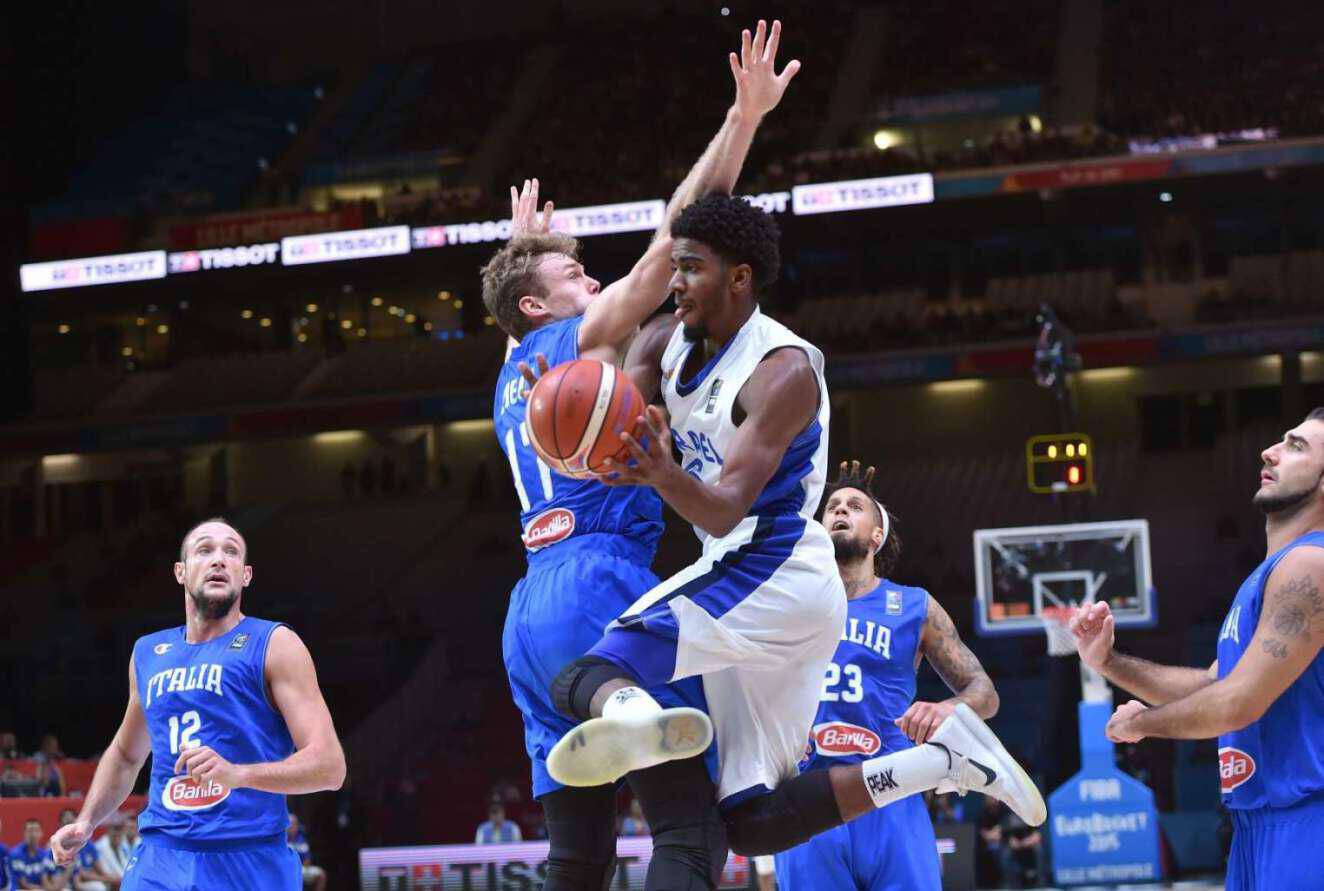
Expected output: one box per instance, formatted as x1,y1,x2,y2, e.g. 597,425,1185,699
17,174,935,293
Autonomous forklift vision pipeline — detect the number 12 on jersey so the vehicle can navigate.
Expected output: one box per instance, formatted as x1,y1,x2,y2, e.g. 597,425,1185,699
168,710,202,754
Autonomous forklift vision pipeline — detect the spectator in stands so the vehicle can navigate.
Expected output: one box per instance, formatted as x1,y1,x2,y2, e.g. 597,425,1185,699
340,462,357,500
0,731,22,759
1001,806,1043,887
91,814,132,884
33,763,64,799
10,818,51,890
0,817,12,891
474,802,521,845
619,798,648,837
286,814,326,891
33,735,63,764
360,459,377,497
57,809,115,891
975,800,1006,888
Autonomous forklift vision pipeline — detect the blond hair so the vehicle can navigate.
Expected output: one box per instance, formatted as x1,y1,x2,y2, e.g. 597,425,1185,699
479,233,580,339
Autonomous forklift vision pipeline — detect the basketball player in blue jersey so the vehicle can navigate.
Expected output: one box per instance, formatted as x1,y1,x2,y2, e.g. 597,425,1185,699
1071,407,1324,890
771,461,1001,890
48,519,345,891
547,193,1044,864
483,21,802,890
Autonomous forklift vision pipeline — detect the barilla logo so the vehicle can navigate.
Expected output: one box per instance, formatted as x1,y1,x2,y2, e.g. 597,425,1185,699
1219,747,1256,793
522,508,575,550
812,721,881,756
162,775,231,811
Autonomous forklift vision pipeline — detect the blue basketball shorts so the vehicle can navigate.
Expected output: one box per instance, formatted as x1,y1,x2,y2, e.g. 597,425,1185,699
121,833,300,891
1227,791,1324,891
502,533,709,798
773,792,941,891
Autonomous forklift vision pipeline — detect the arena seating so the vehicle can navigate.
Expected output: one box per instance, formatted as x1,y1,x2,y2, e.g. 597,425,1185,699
136,351,323,415
31,365,125,421
42,82,316,219
296,334,502,400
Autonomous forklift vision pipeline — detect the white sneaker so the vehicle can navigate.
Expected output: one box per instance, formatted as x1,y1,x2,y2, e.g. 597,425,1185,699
929,703,1047,826
546,707,713,787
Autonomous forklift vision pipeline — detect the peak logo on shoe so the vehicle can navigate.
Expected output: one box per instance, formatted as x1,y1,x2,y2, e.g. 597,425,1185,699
162,775,231,811
812,721,881,756
1219,747,1256,793
522,508,575,550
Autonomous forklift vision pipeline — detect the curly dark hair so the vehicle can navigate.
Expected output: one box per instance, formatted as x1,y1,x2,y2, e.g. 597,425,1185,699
821,460,902,579
672,193,781,293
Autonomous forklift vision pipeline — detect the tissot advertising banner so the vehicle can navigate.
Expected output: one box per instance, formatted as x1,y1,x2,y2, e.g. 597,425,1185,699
20,250,167,292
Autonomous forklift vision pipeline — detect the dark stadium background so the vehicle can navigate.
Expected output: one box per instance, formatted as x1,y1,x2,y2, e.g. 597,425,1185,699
3,0,1322,887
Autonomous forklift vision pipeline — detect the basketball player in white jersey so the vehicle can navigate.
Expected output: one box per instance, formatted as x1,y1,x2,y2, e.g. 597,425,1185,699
544,194,1045,859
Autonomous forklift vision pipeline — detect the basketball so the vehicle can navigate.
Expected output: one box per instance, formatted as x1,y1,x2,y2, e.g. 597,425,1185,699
526,359,646,479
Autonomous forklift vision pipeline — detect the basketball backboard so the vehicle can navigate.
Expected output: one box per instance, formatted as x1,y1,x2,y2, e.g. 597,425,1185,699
973,519,1155,637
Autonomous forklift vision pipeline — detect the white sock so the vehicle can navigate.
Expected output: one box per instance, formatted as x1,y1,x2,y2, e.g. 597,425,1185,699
601,686,661,721
860,743,951,809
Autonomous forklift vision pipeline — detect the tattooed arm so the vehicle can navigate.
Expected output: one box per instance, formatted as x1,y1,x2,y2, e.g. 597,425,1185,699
1107,547,1324,742
895,596,1000,743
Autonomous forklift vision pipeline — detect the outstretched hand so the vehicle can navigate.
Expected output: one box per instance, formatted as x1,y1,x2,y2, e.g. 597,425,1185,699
516,352,551,392
730,19,801,120
509,178,555,238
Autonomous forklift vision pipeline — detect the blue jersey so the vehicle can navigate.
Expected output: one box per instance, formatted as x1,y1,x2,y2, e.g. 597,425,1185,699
803,580,928,771
1217,531,1324,810
494,317,663,555
8,844,50,888
0,843,10,891
133,616,295,843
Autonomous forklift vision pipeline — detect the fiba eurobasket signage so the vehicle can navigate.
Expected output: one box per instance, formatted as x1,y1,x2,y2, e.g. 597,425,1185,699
19,250,167,292
359,838,754,890
791,172,934,215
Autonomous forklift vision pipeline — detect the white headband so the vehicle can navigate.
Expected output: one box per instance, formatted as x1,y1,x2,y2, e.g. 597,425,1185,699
876,501,890,549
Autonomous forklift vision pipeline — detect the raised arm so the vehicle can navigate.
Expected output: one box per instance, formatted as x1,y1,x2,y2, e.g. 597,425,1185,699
1107,548,1324,742
896,596,1000,744
578,19,799,358
50,656,152,865
1069,600,1217,705
603,347,817,538
171,627,345,796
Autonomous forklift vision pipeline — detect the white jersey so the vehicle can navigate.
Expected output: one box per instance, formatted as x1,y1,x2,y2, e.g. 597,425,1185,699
660,306,831,549
604,307,843,804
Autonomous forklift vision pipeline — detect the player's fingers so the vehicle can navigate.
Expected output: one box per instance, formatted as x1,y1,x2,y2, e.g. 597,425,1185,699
764,19,782,63
620,431,651,464
740,28,751,69
728,51,741,81
779,59,802,85
752,20,767,60
542,200,554,223
517,362,536,387
510,185,519,213
536,353,550,375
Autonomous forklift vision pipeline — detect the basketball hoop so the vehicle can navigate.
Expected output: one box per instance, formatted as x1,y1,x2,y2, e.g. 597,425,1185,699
1040,604,1078,657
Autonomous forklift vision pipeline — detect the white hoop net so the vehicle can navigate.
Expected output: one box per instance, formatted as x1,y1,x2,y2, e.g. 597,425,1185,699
1041,605,1078,657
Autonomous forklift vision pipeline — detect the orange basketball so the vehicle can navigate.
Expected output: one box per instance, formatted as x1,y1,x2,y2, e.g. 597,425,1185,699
526,359,646,479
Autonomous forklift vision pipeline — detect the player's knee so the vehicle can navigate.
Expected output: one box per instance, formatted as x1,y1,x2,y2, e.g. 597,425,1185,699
724,771,841,857
544,845,616,890
648,807,729,889
550,656,634,721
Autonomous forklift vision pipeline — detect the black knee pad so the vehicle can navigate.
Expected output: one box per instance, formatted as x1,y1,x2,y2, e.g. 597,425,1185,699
550,656,634,721
723,769,843,856
629,757,729,890
541,786,618,891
